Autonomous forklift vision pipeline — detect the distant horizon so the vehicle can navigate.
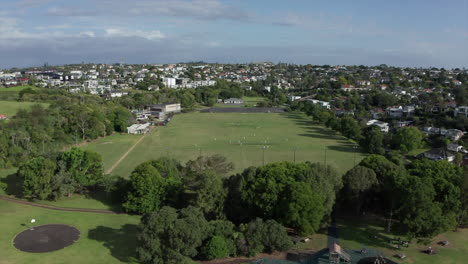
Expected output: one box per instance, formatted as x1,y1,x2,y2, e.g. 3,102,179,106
1,0,467,69
2,61,467,71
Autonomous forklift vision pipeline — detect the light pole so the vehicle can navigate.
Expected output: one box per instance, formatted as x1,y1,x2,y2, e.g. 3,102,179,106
293,147,298,163
353,145,358,166
324,146,327,166
262,146,268,166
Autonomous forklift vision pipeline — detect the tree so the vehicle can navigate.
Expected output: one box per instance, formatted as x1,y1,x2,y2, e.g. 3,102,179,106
183,170,227,220
277,182,324,235
112,106,132,132
360,126,385,154
202,236,231,260
238,218,292,257
227,162,329,234
185,155,234,175
123,162,177,213
137,206,209,264
18,157,57,200
339,116,362,140
59,147,104,191
343,166,378,215
392,127,424,152
396,160,463,237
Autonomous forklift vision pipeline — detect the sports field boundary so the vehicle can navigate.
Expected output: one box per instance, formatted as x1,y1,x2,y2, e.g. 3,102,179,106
0,195,118,214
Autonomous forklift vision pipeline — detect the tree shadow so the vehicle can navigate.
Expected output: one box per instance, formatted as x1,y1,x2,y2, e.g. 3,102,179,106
0,171,23,197
336,221,397,251
88,224,139,263
85,188,125,213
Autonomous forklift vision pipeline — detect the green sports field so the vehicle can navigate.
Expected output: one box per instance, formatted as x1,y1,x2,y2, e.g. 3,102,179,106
0,100,49,117
85,111,366,178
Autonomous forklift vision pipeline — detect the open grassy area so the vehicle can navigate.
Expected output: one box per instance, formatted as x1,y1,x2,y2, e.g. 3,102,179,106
0,85,40,92
0,200,140,264
243,96,266,107
86,111,365,178
0,100,49,117
82,133,144,173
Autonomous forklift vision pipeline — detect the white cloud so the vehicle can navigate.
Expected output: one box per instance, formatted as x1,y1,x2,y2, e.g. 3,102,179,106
79,31,96,38
104,28,166,40
46,0,250,21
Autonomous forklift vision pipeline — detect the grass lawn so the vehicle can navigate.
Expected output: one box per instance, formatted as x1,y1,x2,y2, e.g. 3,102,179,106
0,100,49,117
0,200,140,264
243,96,266,107
82,133,144,173
337,217,468,264
90,111,365,178
0,85,40,92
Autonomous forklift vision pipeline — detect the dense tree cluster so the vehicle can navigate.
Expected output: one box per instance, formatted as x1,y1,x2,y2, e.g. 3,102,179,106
18,147,104,200
137,207,292,263
339,155,465,238
0,96,132,168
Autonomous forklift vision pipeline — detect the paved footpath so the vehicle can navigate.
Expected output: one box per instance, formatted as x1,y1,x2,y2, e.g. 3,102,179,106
0,195,118,214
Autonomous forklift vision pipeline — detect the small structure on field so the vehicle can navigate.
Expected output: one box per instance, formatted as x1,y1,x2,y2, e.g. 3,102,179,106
224,98,244,104
329,242,351,263
127,123,150,134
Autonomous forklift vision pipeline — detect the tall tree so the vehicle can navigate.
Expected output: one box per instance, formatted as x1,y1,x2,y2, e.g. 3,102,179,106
137,206,209,264
18,157,57,200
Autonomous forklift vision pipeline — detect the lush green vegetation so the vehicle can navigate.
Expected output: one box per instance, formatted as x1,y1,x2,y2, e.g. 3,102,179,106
0,100,49,117
85,112,365,178
0,97,132,168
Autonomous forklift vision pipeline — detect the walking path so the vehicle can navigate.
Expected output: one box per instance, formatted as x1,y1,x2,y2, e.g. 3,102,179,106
0,195,117,214
105,131,149,174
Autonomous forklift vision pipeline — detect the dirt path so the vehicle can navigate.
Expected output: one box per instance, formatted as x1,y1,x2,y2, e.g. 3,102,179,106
105,131,149,175
0,195,118,214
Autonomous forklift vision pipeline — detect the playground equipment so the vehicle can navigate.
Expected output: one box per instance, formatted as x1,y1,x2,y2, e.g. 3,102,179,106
329,242,351,263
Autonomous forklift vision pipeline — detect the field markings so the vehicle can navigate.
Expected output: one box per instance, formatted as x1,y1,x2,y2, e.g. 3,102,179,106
105,131,148,175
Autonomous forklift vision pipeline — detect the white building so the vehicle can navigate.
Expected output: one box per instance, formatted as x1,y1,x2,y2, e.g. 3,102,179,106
306,99,331,109
366,119,390,133
224,98,244,104
127,123,151,134
162,77,176,88
454,106,468,118
289,95,302,101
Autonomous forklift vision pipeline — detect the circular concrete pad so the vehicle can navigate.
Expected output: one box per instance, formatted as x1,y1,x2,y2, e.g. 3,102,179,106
14,224,80,253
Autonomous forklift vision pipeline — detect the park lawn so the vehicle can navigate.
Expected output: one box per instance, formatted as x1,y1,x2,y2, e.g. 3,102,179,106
105,111,365,178
337,217,468,264
82,133,144,174
0,200,140,264
295,232,328,251
243,96,266,107
0,100,49,117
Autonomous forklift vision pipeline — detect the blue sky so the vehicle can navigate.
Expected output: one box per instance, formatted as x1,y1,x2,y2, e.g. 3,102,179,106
0,0,467,68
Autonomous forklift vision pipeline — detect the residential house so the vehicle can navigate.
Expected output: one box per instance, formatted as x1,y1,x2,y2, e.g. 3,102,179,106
454,106,468,118
366,119,390,133
423,148,455,162
447,143,463,153
306,99,331,109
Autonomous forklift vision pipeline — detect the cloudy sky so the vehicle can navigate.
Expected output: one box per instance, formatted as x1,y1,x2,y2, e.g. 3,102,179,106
1,0,467,68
